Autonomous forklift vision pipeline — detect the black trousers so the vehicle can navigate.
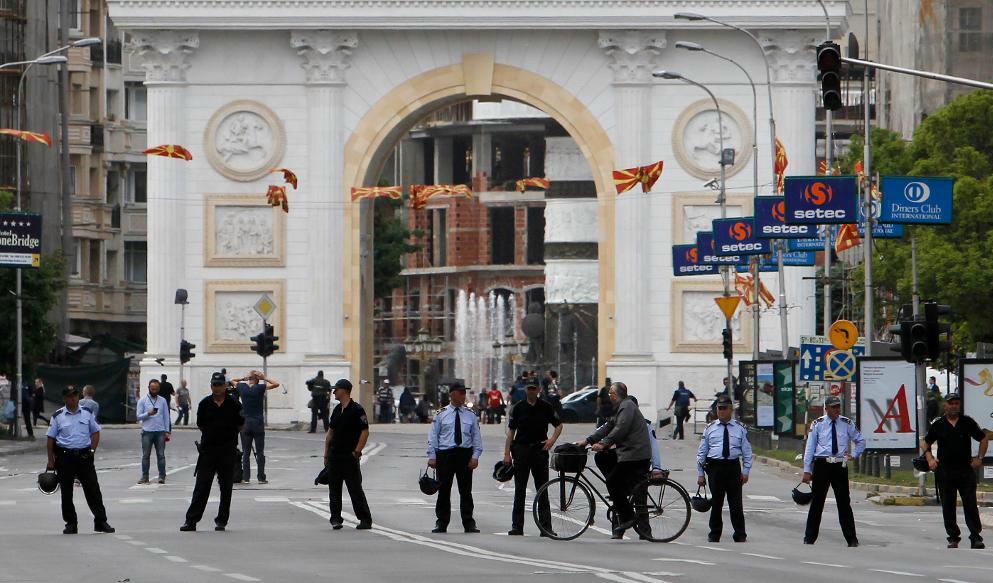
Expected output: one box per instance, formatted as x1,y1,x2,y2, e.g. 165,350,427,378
327,454,372,524
805,459,856,543
310,397,329,433
175,405,189,426
937,466,983,543
240,417,266,481
605,459,649,525
21,405,33,438
705,459,745,540
673,407,689,440
32,405,48,426
185,445,235,526
511,443,550,530
54,447,107,526
435,447,475,529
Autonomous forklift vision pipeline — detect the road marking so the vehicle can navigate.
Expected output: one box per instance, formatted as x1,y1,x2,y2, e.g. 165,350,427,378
119,498,153,504
359,442,386,466
126,540,147,546
113,534,132,540
652,558,714,565
746,495,781,501
224,574,260,582
396,497,431,505
623,572,679,582
145,547,168,554
803,562,848,568
939,579,975,583
870,569,923,577
192,565,222,573
165,556,188,563
166,463,196,476
740,553,783,560
254,496,290,502
0,500,15,506
695,545,731,552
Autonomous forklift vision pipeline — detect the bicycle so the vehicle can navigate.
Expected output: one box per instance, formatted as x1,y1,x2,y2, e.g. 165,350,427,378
532,446,691,542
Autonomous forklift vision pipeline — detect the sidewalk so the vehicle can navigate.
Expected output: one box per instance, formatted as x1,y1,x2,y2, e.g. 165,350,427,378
0,438,45,456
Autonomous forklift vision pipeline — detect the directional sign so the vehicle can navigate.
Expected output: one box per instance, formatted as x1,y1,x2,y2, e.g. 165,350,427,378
712,217,771,256
828,319,859,350
253,294,277,320
0,212,42,268
696,232,746,265
715,296,741,320
753,196,816,239
784,176,859,224
879,175,953,224
672,244,719,276
799,335,866,381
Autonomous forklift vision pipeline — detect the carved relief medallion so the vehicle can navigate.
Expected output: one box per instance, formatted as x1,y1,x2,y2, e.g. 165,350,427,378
204,100,286,182
672,99,753,180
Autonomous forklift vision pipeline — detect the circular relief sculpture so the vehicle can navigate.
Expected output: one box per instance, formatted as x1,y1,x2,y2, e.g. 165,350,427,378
672,98,752,181
205,100,286,182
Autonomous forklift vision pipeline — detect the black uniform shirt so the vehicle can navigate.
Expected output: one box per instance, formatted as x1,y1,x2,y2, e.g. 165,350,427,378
196,394,244,449
924,415,985,468
508,397,561,444
329,400,369,455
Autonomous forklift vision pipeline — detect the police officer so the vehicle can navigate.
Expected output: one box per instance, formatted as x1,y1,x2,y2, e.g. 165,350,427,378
666,380,697,440
323,379,373,530
503,382,562,536
802,395,865,546
45,386,115,534
427,383,482,533
696,394,752,542
307,371,332,433
921,392,988,549
181,372,244,532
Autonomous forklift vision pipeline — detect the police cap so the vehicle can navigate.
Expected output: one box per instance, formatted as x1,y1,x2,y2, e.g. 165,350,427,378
449,383,467,393
62,386,79,397
945,392,962,402
715,394,733,407
824,395,842,407
210,372,227,386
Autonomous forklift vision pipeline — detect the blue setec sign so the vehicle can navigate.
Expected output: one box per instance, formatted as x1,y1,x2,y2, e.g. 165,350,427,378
712,217,771,256
879,176,953,224
753,196,816,239
696,232,746,265
784,176,859,224
672,244,719,276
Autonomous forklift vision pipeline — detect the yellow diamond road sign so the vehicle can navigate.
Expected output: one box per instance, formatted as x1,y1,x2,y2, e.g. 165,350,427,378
253,294,277,320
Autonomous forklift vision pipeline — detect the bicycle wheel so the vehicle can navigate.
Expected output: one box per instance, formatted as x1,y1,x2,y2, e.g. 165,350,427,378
630,477,691,542
533,476,596,541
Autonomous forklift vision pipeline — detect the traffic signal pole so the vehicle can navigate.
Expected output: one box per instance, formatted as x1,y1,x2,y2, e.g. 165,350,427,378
179,302,186,388
911,238,925,496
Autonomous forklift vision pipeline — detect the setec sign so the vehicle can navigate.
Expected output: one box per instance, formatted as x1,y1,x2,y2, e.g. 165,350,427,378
753,196,817,239
784,176,859,224
712,217,771,256
879,176,953,224
672,244,719,276
0,212,42,268
696,231,746,265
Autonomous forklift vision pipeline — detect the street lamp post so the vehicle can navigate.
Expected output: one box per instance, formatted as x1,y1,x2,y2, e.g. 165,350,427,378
403,328,442,403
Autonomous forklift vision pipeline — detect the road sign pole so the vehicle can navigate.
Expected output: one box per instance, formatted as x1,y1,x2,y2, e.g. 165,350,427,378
727,319,735,415
179,302,186,389
910,239,926,496
262,319,268,427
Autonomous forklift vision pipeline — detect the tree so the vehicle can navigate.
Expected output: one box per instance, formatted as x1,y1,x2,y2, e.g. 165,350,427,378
0,254,65,378
373,198,422,300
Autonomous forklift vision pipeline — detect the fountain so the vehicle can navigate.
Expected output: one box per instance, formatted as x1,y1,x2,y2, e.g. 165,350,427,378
454,289,525,391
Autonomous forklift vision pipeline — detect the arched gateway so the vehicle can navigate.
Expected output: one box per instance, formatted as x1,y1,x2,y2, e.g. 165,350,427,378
110,0,844,423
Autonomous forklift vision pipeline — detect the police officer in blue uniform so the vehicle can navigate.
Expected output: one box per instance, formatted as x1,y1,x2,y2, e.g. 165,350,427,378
427,383,483,533
696,394,753,542
46,386,114,534
802,395,865,546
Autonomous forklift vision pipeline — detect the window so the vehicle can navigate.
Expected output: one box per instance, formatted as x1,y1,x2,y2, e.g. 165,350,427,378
68,0,83,34
489,206,515,265
124,241,147,283
126,166,147,203
960,7,983,52
125,82,147,122
526,206,545,265
71,239,82,277
69,165,77,195
429,208,447,266
408,290,421,316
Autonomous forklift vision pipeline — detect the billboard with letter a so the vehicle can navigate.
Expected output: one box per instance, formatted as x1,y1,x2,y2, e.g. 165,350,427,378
856,358,918,450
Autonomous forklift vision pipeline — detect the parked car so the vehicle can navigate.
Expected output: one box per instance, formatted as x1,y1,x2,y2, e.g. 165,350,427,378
560,387,599,423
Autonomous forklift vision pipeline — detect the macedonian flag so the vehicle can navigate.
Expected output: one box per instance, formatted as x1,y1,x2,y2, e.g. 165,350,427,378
835,223,861,253
735,272,776,308
613,160,664,194
144,144,193,161
409,184,473,209
774,138,788,193
515,177,551,193
272,168,298,190
266,185,289,213
351,186,403,202
0,129,53,147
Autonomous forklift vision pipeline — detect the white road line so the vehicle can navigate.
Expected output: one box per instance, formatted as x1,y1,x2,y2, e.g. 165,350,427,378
652,558,714,566
740,553,783,560
746,495,781,501
254,496,290,502
145,547,168,554
119,498,153,504
802,562,848,568
167,463,196,476
695,545,731,552
113,534,132,540
623,572,679,583
359,442,386,466
870,569,924,577
0,500,15,506
939,579,975,583
224,574,260,582
165,556,188,563
126,540,147,546
192,565,222,573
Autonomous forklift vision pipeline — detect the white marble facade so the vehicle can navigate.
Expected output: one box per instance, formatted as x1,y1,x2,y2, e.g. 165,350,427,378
109,0,846,423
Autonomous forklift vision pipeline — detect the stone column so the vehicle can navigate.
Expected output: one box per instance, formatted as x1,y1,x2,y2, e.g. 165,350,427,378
598,31,665,359
291,31,357,360
762,30,819,344
127,31,198,362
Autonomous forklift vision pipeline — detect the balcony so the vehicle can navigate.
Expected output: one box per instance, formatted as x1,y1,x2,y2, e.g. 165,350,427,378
68,124,91,147
89,43,103,67
68,282,147,322
106,40,123,65
91,124,104,149
121,206,146,235
104,123,146,155
72,203,114,231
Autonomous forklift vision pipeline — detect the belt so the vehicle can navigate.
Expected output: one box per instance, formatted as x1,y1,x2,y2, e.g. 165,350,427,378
705,458,740,465
814,456,844,464
55,446,89,454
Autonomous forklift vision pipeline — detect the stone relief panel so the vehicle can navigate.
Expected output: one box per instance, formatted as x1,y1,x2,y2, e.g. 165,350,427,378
544,199,599,243
205,280,285,353
544,137,594,181
545,260,598,304
672,99,753,180
204,195,285,267
204,100,286,182
671,193,751,245
672,282,749,353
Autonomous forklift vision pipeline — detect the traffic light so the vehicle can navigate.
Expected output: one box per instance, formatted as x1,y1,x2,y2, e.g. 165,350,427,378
250,324,278,358
179,340,196,364
889,320,927,363
250,330,266,357
924,302,951,360
721,328,733,360
816,41,843,111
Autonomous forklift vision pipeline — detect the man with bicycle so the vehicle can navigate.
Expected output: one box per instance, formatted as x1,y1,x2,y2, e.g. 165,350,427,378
696,394,753,543
504,382,563,536
576,381,651,539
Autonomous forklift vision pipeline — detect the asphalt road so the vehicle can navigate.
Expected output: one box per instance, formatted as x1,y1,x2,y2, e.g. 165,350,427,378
1,422,992,583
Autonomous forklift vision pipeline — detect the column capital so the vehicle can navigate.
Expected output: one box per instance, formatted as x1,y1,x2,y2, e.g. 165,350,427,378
126,30,199,84
291,31,358,85
760,30,819,85
598,30,666,85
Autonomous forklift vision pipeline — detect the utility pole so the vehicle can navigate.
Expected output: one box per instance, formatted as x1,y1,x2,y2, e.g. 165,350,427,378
861,5,875,357
911,238,926,496
59,0,73,356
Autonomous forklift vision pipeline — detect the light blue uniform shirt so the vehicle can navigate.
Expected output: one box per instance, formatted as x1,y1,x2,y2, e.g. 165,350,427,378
803,415,865,473
427,404,483,460
696,419,753,477
46,406,100,449
137,394,171,433
79,397,100,419
645,420,663,471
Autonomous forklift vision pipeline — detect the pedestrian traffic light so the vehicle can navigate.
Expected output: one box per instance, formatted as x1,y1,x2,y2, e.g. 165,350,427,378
722,328,733,360
179,340,196,364
924,302,951,360
816,41,843,111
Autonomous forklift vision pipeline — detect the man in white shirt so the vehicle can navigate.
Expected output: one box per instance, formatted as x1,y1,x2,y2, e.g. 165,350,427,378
137,379,172,484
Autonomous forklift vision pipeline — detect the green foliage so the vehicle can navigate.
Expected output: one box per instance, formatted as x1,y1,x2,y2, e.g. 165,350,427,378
0,190,13,209
373,198,422,300
0,254,65,376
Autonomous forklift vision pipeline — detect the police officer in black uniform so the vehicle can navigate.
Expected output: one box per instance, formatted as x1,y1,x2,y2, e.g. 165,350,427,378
503,382,563,536
324,379,373,530
181,372,244,532
921,391,988,549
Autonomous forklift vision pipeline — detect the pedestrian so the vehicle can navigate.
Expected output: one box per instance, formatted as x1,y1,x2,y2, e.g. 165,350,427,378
576,381,651,539
32,378,49,426
415,396,432,423
20,380,34,439
696,394,753,543
921,392,988,549
231,370,280,484
376,380,394,423
504,382,562,536
45,386,115,534
79,385,100,419
136,378,171,484
159,374,176,408
801,395,865,547
176,380,191,426
596,377,613,426
487,384,505,425
181,371,244,532
307,371,332,433
426,383,482,533
323,379,373,530
666,381,696,440
926,377,943,424
476,389,488,422
398,386,416,423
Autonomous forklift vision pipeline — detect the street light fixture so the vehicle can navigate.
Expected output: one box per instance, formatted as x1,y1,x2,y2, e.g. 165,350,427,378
403,328,443,402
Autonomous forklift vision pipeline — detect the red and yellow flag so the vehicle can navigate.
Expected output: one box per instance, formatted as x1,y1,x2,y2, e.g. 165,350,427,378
640,160,664,192
266,185,289,213
409,184,473,209
0,129,53,147
774,138,788,193
144,144,193,161
272,168,298,190
515,177,551,193
835,223,861,253
612,160,664,194
734,273,775,308
351,186,403,202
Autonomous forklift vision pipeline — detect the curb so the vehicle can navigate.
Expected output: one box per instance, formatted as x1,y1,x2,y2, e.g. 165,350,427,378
0,440,44,456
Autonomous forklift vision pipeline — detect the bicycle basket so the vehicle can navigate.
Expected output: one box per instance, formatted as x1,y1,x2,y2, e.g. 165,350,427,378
550,443,588,473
